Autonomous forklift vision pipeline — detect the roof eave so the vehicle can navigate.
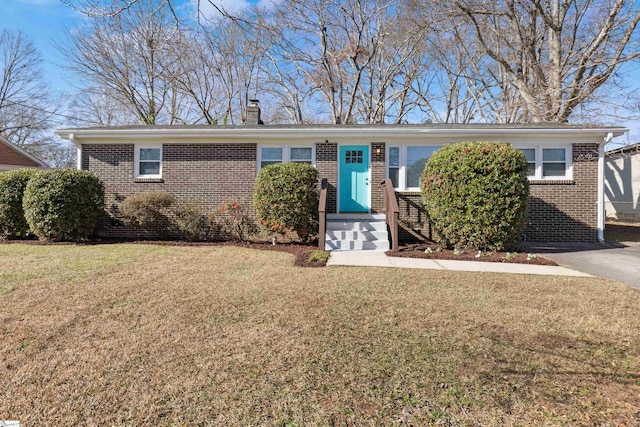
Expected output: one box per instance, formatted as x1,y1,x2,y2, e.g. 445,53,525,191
55,126,629,142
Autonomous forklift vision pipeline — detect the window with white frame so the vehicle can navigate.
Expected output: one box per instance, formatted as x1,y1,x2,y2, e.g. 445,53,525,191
290,147,313,164
516,146,572,180
388,147,400,188
520,148,536,178
135,145,162,178
258,145,314,170
260,147,283,168
387,145,442,190
542,148,567,177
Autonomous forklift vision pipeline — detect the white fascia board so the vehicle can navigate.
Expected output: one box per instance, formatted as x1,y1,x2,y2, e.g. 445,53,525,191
55,126,629,144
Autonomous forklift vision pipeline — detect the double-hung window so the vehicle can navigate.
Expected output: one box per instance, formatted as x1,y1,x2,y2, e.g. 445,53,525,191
260,147,283,168
258,145,315,170
135,145,162,179
542,148,567,177
289,147,313,164
388,147,400,188
516,146,572,180
520,148,537,178
387,145,442,190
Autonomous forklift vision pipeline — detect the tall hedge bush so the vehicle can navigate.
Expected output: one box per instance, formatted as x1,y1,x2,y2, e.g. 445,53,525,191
0,169,39,239
421,142,529,251
253,162,319,241
23,169,105,241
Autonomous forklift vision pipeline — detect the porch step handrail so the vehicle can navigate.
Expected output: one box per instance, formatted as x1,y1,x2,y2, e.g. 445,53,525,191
380,178,399,251
318,178,328,250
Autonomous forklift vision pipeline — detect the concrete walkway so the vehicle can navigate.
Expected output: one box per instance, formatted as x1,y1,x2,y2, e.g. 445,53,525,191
327,251,591,277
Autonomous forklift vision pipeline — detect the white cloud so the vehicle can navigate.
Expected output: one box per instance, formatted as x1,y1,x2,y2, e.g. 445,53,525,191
201,0,252,16
193,0,278,22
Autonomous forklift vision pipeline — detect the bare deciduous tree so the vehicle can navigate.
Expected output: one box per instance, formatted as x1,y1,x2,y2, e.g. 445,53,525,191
453,0,640,122
0,30,57,147
68,88,140,127
61,1,178,125
61,0,640,125
256,0,433,124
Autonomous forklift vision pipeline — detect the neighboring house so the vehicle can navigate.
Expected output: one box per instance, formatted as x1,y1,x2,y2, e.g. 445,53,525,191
0,135,49,172
56,102,627,249
605,142,640,222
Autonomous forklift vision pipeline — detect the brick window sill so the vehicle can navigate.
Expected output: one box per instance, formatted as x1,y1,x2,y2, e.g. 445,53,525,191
134,178,164,183
529,180,574,185
392,180,575,192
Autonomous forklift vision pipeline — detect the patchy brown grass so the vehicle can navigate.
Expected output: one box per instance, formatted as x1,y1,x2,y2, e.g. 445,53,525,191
1,244,639,425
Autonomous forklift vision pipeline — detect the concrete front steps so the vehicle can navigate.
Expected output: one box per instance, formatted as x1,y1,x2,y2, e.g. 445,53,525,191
325,213,390,251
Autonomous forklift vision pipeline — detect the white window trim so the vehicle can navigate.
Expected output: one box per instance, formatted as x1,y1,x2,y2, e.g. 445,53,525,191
519,147,537,179
257,144,316,172
134,144,163,179
386,144,442,191
517,145,573,181
387,144,573,189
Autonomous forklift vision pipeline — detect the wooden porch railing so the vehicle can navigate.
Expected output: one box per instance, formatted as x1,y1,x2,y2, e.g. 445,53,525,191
381,178,399,251
318,178,328,250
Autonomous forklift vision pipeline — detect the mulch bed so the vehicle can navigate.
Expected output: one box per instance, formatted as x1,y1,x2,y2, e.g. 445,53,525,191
606,222,640,241
0,237,328,267
387,243,557,265
607,223,640,233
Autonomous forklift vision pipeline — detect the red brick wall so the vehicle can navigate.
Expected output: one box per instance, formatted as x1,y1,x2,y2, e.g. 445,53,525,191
84,141,599,242
370,142,386,213
82,143,256,237
0,141,41,167
394,143,599,243
316,141,337,214
525,143,598,242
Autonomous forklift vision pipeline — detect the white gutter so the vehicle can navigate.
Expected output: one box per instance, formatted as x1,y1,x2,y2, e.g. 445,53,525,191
598,132,613,244
55,126,629,142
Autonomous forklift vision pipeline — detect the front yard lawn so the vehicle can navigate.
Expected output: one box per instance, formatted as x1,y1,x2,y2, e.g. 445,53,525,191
1,244,639,425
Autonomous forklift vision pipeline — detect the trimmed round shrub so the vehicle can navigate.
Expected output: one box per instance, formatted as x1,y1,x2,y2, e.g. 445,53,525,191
421,142,529,251
254,162,319,241
120,191,175,237
0,168,39,239
23,169,105,241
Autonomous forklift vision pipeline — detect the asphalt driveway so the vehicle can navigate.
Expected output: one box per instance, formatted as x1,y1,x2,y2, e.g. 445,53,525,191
527,242,640,289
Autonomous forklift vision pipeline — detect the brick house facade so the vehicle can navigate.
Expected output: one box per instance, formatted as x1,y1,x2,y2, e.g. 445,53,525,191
0,135,48,172
57,119,626,243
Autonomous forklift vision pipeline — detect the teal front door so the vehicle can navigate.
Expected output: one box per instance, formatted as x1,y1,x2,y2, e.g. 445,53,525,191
339,145,370,212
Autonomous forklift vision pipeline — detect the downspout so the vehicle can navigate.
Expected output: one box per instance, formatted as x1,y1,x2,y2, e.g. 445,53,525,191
597,132,613,244
70,133,82,170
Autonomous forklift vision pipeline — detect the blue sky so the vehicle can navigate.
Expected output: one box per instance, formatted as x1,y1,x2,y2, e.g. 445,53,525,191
0,0,637,146
1,0,80,95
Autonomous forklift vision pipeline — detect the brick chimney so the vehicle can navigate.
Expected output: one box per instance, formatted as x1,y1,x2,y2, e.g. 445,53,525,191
246,99,263,125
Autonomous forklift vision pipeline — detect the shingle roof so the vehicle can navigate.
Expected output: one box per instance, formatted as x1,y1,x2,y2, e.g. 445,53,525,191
60,123,625,131
606,142,640,157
